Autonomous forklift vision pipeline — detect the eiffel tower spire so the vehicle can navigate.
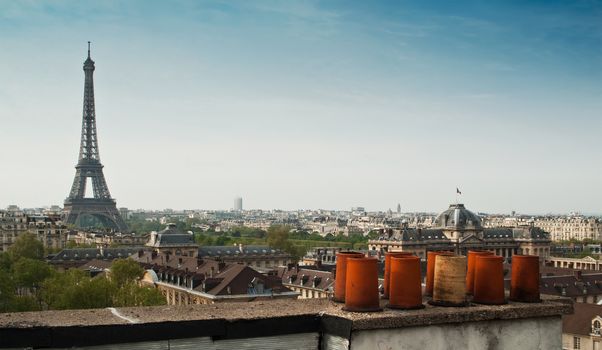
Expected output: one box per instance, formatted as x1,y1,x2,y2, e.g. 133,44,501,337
63,43,128,232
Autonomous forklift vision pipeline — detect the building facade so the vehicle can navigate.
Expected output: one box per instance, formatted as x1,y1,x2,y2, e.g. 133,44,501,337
72,230,149,248
536,217,602,242
548,256,602,271
485,215,602,242
27,216,69,251
0,206,28,253
234,197,243,211
1,206,68,253
369,203,551,260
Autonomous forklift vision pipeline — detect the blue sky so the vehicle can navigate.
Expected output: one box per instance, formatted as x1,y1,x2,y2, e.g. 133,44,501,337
0,0,601,214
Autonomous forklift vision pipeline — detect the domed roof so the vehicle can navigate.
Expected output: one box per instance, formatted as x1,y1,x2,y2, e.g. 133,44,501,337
433,203,482,230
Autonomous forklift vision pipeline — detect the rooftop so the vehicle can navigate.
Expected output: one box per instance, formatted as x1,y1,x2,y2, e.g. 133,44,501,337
0,296,572,349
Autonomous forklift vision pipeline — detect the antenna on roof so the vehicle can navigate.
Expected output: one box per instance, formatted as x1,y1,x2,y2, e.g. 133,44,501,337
87,41,91,58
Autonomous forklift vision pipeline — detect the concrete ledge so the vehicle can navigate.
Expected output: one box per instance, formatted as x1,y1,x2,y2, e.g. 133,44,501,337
0,296,573,348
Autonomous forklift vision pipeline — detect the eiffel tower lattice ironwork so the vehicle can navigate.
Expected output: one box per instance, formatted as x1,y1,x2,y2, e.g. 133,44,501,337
63,43,128,232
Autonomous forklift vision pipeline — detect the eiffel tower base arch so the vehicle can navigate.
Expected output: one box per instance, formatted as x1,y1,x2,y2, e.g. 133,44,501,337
64,199,128,232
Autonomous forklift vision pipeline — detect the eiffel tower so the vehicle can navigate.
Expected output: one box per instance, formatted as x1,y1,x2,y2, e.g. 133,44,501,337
63,43,128,232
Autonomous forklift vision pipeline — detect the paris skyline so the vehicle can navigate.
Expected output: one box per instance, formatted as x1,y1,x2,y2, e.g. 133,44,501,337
0,1,601,214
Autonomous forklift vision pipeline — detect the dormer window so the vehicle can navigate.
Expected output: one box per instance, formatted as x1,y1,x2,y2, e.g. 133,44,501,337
593,320,601,335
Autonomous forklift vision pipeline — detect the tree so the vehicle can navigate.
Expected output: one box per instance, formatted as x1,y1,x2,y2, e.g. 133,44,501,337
41,269,116,310
9,296,41,312
267,225,291,250
367,230,380,240
13,258,53,290
41,269,90,309
0,253,11,272
110,259,144,288
214,235,232,246
0,270,16,312
39,265,165,311
113,283,165,307
8,233,44,261
267,225,305,261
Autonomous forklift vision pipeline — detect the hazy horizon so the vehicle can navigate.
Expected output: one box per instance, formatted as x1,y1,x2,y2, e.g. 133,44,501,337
1,1,601,214
3,202,601,218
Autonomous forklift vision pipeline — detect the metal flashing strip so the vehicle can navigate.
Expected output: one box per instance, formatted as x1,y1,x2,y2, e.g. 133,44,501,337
108,307,140,324
153,280,300,300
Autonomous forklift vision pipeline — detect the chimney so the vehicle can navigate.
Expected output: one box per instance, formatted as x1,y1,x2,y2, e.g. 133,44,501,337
218,262,226,272
138,249,144,258
165,252,170,262
151,250,158,259
210,266,215,277
575,270,583,281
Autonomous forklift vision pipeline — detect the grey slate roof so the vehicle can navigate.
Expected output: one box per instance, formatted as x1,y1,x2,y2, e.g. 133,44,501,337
378,228,446,242
483,228,514,239
198,245,287,258
147,224,197,248
51,247,141,261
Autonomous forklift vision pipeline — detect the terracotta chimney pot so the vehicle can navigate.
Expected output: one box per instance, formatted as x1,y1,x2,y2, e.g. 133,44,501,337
387,256,423,310
510,255,541,303
343,257,382,312
473,255,506,305
383,251,414,299
466,250,494,295
333,251,364,303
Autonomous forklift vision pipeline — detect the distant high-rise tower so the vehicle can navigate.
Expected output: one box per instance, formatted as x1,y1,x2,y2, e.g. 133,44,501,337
234,197,243,211
63,43,128,232
397,203,401,214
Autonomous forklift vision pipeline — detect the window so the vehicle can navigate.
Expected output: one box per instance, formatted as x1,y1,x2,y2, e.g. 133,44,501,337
594,320,601,335
574,336,581,349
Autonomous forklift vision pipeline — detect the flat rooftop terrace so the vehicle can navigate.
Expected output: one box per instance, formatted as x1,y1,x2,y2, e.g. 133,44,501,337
0,295,573,349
